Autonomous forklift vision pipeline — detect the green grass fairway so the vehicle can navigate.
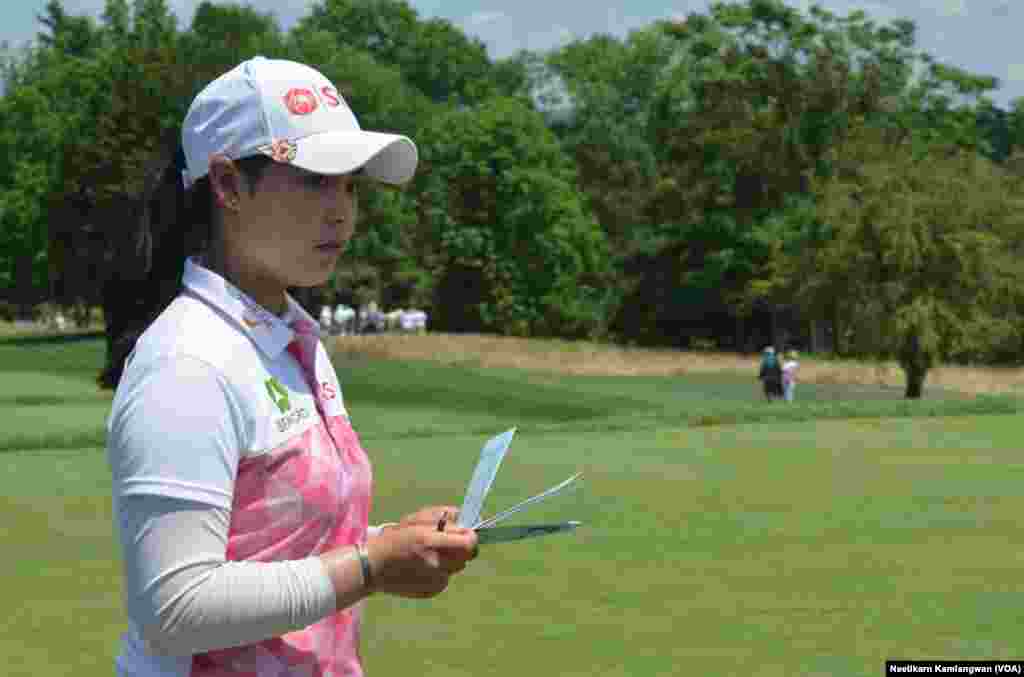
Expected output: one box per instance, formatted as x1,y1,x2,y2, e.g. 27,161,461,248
3,335,1024,675
361,417,1024,677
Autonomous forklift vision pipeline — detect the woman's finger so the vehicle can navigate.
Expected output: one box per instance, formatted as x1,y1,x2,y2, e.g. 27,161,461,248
401,505,461,527
427,528,477,554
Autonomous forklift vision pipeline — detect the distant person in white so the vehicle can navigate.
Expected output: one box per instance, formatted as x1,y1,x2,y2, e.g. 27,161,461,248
398,308,416,333
333,303,355,336
360,301,384,333
319,304,333,333
782,350,800,402
331,303,345,335
105,57,477,677
409,308,428,333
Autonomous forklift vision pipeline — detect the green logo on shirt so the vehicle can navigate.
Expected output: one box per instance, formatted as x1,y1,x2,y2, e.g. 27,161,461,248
265,377,290,414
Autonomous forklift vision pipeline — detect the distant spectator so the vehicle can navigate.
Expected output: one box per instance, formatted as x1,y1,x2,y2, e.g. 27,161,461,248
782,350,800,403
319,305,333,333
398,309,417,333
73,303,90,328
361,301,384,334
409,309,427,334
54,312,68,332
358,303,370,333
758,346,783,401
333,304,355,336
332,304,345,336
384,309,404,333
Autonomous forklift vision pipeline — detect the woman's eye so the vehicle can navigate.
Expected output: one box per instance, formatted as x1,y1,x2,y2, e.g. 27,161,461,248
304,174,357,194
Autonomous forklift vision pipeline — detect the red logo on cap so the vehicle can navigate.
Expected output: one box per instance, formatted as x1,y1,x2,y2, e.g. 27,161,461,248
283,88,318,115
321,86,341,108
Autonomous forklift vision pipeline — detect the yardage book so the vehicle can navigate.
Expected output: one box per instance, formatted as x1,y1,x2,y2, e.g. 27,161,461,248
456,428,583,545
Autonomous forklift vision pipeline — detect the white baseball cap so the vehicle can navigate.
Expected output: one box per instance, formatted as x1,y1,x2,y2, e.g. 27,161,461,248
181,56,418,189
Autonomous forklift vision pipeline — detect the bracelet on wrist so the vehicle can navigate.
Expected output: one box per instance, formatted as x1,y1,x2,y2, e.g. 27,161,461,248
355,542,374,591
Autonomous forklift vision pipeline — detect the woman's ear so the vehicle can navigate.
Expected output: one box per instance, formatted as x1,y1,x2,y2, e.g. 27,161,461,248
207,154,243,212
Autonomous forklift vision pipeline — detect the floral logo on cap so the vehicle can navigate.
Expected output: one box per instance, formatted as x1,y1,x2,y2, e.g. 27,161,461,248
283,88,318,116
258,139,298,164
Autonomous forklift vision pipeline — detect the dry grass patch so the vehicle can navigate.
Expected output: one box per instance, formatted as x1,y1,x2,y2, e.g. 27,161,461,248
330,332,1024,396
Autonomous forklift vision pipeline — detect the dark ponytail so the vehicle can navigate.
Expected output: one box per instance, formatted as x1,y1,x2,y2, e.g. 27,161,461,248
98,129,211,389
98,131,272,390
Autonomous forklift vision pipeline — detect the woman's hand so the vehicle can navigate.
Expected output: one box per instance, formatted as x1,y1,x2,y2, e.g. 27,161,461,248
365,523,478,599
398,505,461,529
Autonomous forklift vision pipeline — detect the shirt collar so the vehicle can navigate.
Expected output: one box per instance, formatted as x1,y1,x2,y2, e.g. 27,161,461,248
182,256,321,360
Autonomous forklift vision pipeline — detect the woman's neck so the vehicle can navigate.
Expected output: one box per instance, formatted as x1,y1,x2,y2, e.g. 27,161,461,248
202,246,288,317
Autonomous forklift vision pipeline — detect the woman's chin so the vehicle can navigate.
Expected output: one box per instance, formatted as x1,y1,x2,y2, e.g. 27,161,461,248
287,272,334,289
288,259,338,286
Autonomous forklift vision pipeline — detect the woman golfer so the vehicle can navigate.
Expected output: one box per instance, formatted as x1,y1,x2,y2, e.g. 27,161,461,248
106,57,477,676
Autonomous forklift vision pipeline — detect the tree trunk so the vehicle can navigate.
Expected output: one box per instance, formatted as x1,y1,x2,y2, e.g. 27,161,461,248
899,332,929,399
903,362,927,399
13,254,35,320
73,299,90,328
810,318,829,354
831,304,845,357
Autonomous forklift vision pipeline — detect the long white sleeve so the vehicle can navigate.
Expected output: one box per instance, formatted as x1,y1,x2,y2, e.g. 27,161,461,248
117,494,338,656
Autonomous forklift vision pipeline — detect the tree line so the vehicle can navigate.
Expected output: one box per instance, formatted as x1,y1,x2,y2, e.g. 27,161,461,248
3,0,1024,397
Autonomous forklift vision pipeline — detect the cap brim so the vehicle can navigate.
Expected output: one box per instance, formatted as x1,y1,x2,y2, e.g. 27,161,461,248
287,130,418,185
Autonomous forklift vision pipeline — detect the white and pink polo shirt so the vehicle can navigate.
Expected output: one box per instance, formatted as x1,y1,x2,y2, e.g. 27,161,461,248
107,256,373,676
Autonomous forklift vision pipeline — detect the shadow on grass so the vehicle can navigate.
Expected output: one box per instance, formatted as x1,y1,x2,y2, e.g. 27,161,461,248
0,394,109,407
0,331,104,347
0,335,107,384
0,429,107,454
340,358,647,424
1,394,1018,454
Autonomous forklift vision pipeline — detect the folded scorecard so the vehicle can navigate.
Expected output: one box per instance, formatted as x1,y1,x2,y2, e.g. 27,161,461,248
456,428,583,545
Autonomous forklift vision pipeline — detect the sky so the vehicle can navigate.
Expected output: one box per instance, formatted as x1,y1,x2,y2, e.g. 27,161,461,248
2,0,1023,108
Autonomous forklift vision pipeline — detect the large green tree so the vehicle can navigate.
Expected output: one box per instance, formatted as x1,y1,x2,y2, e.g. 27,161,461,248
414,97,617,338
0,0,113,313
767,120,1024,397
546,31,664,256
37,0,101,57
568,0,1001,349
0,78,56,307
641,2,921,346
179,1,286,94
298,0,501,105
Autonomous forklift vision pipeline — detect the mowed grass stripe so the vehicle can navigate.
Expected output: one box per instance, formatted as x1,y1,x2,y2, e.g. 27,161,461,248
0,333,106,380
0,335,1018,453
1,394,1017,453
